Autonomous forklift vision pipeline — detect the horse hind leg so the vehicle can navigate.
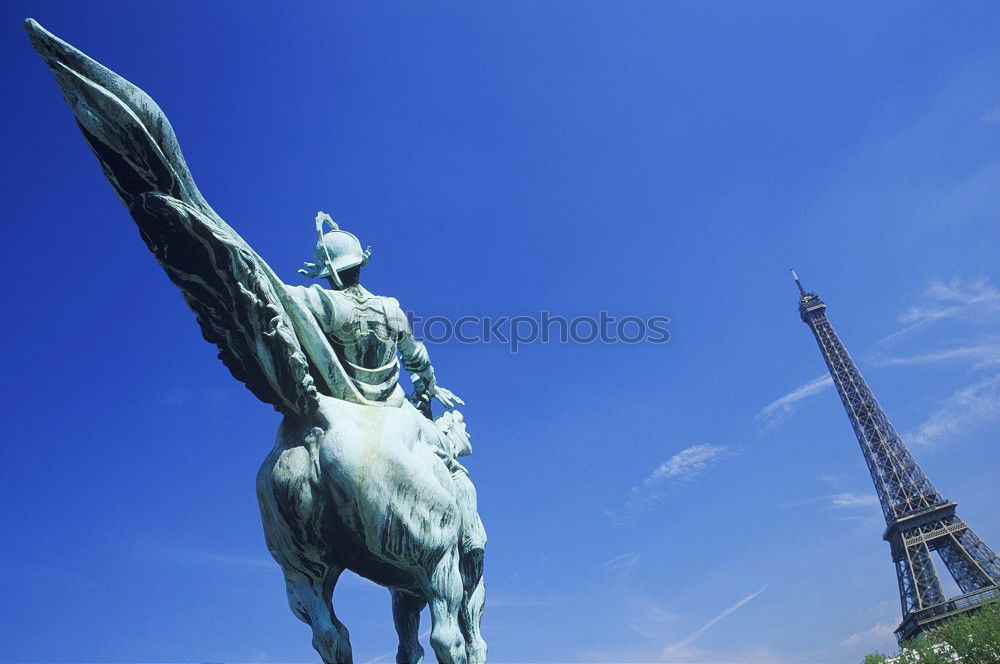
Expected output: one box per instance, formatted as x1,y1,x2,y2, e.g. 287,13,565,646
284,567,352,664
425,548,467,664
391,589,426,663
452,471,487,662
459,549,487,664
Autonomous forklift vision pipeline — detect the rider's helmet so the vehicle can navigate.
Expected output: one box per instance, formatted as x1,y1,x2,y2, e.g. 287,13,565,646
299,212,371,287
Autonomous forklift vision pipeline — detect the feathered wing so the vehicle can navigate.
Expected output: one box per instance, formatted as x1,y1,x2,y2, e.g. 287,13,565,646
26,19,325,417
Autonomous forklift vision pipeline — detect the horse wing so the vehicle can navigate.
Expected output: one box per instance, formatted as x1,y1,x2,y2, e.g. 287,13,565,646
27,19,320,417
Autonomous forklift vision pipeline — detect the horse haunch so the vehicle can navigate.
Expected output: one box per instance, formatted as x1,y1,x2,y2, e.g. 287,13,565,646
258,398,464,585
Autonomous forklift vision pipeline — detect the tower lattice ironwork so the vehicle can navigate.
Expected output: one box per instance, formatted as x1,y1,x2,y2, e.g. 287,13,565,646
791,270,1000,641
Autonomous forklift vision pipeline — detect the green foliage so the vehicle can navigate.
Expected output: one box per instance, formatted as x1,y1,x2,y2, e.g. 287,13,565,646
893,638,955,664
931,601,1000,664
864,601,1000,663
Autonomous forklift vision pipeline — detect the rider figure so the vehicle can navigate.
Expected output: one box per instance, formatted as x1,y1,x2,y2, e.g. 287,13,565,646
294,212,463,417
295,212,485,557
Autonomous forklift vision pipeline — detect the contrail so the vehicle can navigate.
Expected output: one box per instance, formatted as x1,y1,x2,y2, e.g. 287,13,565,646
665,586,767,653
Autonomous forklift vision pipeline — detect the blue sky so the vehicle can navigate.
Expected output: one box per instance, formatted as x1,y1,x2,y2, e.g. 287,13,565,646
3,2,1000,662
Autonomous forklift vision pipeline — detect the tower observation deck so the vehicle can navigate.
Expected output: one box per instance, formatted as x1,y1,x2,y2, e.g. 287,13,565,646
791,270,1000,641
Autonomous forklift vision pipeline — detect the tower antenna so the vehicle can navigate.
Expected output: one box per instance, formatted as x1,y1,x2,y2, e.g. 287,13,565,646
789,268,805,294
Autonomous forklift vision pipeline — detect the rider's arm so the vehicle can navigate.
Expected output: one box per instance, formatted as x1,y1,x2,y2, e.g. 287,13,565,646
390,299,464,409
390,299,436,390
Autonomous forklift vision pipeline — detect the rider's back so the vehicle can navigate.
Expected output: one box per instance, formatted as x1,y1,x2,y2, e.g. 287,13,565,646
289,283,415,402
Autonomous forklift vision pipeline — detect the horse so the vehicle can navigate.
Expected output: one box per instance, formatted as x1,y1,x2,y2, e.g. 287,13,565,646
257,395,486,663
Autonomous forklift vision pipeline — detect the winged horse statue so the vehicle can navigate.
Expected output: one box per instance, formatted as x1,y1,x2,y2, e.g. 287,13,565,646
26,19,486,664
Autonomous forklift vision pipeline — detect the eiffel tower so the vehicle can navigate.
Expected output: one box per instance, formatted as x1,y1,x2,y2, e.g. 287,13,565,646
791,271,1000,641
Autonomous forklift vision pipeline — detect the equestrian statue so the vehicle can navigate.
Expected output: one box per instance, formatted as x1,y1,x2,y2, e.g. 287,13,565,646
26,19,487,664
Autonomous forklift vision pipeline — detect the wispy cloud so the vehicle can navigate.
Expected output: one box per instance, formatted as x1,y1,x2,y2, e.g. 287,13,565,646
827,492,883,525
780,491,879,513
841,622,896,648
600,552,641,575
661,586,767,658
829,492,879,509
648,444,729,483
875,339,1000,369
820,472,848,488
885,277,1000,345
783,492,882,528
628,597,681,639
905,373,1000,447
619,444,729,517
756,375,834,427
981,108,1000,123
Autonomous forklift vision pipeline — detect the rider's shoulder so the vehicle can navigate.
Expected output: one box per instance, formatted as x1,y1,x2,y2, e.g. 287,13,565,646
378,294,403,311
289,283,353,317
374,295,410,333
285,283,323,303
